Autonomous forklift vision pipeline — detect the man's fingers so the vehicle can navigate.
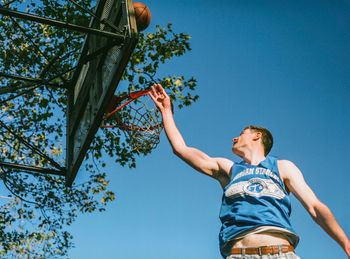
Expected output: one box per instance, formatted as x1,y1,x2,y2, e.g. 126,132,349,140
148,90,155,100
149,84,163,104
149,83,170,106
153,83,168,98
149,90,157,103
150,84,164,97
158,84,167,96
150,85,158,98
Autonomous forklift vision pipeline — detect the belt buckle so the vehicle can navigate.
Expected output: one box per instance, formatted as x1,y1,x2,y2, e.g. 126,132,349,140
278,245,283,255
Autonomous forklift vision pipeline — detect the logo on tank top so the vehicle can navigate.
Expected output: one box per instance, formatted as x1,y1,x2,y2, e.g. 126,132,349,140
225,178,285,199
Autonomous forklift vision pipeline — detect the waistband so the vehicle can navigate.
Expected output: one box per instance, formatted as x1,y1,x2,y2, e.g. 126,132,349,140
230,245,294,255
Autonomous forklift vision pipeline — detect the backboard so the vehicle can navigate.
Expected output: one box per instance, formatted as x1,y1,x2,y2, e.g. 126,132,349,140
66,0,138,186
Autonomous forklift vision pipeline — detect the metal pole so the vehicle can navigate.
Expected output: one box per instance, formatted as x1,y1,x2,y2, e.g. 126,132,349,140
0,161,65,176
0,73,61,87
0,7,125,41
0,121,64,171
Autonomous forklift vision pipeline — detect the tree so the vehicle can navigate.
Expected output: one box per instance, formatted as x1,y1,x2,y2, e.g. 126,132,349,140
0,0,198,257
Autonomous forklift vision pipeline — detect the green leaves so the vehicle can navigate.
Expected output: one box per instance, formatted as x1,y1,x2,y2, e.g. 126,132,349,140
124,23,198,109
0,2,198,257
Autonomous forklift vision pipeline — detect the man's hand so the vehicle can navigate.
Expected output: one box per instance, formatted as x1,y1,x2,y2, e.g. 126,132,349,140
345,239,350,258
149,84,172,113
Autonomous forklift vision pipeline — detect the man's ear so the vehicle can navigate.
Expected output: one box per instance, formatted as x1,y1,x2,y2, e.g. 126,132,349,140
253,131,262,141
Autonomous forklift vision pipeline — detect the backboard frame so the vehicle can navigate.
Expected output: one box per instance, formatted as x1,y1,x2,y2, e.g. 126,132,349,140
66,0,138,186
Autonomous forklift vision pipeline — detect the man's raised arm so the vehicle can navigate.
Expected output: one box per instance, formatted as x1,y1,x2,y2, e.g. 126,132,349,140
149,84,232,187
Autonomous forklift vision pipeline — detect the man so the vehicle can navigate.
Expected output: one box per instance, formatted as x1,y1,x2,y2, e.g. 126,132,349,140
149,84,350,258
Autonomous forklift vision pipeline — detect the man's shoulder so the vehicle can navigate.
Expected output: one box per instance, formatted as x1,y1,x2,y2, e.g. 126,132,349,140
276,159,299,180
215,157,234,172
213,158,234,187
277,159,296,167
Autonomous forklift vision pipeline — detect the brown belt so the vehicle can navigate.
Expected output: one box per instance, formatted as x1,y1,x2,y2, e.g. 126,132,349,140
230,245,294,255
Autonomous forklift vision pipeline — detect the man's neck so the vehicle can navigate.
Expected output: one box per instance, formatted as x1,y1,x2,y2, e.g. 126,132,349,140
241,149,266,165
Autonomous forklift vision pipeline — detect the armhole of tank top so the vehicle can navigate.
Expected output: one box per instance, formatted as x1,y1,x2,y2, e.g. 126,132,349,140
272,157,289,193
221,164,234,190
229,162,237,180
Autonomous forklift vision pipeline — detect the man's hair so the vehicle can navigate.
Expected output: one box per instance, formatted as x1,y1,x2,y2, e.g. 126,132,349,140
244,125,273,156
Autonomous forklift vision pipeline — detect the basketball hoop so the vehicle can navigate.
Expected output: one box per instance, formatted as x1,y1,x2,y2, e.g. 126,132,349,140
102,89,163,153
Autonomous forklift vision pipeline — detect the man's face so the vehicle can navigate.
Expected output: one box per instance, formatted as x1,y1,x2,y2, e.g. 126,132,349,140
232,129,257,156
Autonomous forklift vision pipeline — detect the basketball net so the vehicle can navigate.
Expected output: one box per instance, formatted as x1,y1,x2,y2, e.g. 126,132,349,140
103,90,163,153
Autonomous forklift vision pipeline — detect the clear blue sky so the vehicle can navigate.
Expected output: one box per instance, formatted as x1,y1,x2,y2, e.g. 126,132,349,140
69,1,350,258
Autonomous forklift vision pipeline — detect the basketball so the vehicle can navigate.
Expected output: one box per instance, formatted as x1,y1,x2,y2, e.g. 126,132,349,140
133,2,151,31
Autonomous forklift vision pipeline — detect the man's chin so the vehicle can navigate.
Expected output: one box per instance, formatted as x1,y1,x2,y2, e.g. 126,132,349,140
232,148,239,156
232,148,244,158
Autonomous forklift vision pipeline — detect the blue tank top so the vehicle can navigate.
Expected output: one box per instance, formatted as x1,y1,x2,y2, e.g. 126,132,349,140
219,156,299,257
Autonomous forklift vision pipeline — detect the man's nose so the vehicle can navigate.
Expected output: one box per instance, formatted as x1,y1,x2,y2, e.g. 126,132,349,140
232,137,238,143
